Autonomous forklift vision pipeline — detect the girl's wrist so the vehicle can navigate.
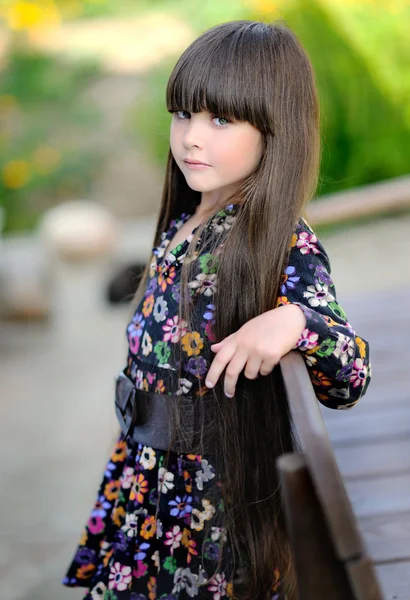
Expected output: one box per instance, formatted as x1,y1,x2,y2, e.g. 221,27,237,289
276,304,307,350
279,303,307,331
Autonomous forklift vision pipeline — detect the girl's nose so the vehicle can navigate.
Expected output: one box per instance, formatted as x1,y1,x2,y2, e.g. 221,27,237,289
183,120,205,149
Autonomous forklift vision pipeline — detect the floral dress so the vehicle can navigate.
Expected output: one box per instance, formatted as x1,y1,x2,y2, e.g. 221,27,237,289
62,202,371,599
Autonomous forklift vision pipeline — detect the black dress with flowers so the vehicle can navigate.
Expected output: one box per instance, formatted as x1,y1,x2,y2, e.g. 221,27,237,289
62,203,371,600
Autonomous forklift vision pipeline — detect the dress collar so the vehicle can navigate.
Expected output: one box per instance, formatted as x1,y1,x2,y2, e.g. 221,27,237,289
152,202,240,273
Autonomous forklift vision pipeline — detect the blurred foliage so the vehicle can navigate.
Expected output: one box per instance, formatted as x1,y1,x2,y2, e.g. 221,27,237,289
130,0,410,197
1,0,410,231
0,0,161,25
0,46,103,232
278,0,410,195
2,48,99,103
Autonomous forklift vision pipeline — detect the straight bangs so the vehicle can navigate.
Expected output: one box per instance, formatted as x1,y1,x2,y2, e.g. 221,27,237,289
166,21,277,135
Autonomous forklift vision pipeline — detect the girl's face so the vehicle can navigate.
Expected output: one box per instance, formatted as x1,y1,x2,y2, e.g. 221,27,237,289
170,110,263,202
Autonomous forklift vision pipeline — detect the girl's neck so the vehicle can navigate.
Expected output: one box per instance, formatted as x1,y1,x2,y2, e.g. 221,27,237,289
196,187,239,219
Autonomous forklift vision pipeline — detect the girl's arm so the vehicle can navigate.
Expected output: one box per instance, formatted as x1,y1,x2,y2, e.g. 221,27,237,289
276,218,371,410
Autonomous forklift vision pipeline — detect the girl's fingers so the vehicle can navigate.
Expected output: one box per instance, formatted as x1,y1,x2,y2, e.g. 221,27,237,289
244,354,263,380
258,357,277,377
223,351,249,397
210,342,221,351
210,333,235,351
205,342,237,390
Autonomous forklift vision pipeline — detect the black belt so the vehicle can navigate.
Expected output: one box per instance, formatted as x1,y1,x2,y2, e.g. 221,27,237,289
114,368,217,454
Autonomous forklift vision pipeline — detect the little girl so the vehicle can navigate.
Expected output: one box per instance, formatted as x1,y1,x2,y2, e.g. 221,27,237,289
63,20,371,600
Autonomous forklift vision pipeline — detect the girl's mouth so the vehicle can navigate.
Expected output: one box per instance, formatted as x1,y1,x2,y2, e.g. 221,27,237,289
183,160,211,169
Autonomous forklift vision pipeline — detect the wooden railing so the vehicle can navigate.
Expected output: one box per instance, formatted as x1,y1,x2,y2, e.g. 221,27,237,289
306,174,410,227
277,351,383,600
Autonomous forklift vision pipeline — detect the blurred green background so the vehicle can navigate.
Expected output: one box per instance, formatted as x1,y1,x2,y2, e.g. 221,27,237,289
1,0,409,232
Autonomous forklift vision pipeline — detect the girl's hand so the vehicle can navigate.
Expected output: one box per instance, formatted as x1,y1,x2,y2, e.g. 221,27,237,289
205,305,306,397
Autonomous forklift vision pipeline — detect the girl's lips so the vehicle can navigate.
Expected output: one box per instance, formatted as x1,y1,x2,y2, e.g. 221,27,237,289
183,160,211,169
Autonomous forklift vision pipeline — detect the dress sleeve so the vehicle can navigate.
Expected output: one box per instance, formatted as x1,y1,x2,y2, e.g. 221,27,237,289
276,218,372,410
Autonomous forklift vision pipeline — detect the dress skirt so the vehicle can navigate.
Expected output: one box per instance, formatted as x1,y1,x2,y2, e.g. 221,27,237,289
62,432,284,599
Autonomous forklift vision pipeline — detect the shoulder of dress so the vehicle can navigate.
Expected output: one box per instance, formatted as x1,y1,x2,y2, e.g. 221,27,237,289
295,215,315,234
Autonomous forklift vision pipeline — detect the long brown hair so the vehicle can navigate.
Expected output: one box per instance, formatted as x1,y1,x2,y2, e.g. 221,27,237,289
130,19,321,599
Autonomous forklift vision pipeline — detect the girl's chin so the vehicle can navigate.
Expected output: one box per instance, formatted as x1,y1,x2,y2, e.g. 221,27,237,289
184,179,217,193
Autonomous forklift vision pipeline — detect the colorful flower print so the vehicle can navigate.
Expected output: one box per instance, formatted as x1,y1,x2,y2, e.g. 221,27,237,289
280,266,300,295
153,295,168,323
154,340,171,364
141,331,153,357
108,562,132,591
181,332,204,357
158,266,177,293
63,207,370,600
188,273,217,297
303,283,335,308
162,315,188,343
142,294,155,318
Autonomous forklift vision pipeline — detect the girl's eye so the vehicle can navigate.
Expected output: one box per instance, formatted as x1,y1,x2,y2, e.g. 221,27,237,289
212,116,230,126
172,111,230,126
174,110,190,119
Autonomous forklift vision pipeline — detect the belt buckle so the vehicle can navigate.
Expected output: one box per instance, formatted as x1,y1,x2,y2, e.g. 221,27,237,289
115,369,138,440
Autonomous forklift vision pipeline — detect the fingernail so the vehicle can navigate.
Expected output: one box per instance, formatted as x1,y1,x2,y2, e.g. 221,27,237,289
205,380,213,388
225,392,234,398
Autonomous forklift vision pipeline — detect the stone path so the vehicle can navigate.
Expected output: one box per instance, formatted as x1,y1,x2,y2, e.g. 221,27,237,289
1,211,409,599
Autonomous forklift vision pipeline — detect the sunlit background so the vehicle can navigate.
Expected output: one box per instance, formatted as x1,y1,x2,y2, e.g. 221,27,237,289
1,1,410,598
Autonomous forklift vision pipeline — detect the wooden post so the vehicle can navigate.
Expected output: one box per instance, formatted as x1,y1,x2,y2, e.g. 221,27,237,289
278,452,356,600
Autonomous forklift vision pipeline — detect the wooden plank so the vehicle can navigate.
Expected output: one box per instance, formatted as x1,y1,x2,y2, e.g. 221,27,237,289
324,391,410,411
358,512,410,563
322,389,409,418
346,558,385,600
367,358,410,380
339,286,410,314
346,301,410,322
322,406,410,447
306,174,410,226
375,561,410,600
334,438,410,480
277,453,358,600
346,473,410,518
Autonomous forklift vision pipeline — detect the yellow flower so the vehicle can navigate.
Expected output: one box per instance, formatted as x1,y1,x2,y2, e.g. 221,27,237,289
142,294,154,317
112,505,125,527
155,379,165,393
130,473,149,504
140,515,157,540
183,470,192,493
148,576,157,600
111,439,127,462
181,527,192,549
2,160,30,189
243,0,284,17
104,480,120,501
76,563,95,580
32,146,61,175
275,295,289,308
79,530,88,546
355,336,367,359
4,1,60,31
181,331,204,357
311,370,333,389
